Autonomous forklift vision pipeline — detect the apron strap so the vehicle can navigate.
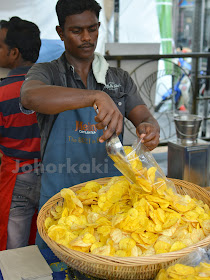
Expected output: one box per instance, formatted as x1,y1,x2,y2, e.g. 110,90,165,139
41,54,65,159
41,52,74,160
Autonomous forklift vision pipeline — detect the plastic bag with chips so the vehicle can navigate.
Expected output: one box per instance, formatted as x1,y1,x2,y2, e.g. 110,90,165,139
155,245,210,280
124,139,176,194
124,140,205,217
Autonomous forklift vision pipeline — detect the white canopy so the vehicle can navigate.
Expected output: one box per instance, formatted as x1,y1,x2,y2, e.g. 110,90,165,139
0,0,160,59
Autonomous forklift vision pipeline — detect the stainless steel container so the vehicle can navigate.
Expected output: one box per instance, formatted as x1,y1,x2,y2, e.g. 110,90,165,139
168,139,210,187
174,114,203,145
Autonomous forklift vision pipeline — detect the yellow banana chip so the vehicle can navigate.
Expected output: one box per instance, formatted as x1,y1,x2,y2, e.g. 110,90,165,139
45,217,56,229
147,166,157,183
167,263,195,276
169,241,186,252
119,237,136,251
136,177,153,192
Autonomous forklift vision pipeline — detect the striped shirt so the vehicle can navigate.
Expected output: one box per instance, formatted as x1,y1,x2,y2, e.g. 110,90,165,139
0,66,40,160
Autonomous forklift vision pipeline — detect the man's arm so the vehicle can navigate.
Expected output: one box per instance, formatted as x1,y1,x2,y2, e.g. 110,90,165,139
127,105,160,150
21,80,123,142
21,80,99,114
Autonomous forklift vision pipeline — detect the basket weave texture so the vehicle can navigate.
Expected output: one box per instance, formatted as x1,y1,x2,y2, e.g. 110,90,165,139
37,178,210,280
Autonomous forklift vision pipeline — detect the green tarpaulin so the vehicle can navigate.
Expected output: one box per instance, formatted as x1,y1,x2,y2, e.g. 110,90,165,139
156,0,173,70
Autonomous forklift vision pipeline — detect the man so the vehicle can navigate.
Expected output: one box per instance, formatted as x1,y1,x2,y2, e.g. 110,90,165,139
0,17,41,250
21,0,160,247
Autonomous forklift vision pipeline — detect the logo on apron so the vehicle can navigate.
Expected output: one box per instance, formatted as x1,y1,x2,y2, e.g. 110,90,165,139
75,120,97,134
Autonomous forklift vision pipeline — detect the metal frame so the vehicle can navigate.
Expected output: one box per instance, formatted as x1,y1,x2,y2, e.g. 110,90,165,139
105,52,210,142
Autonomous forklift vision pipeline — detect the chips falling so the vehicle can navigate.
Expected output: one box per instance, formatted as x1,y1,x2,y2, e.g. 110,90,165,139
45,146,210,257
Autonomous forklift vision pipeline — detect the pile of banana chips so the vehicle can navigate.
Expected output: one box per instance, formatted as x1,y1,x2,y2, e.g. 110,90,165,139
45,146,210,257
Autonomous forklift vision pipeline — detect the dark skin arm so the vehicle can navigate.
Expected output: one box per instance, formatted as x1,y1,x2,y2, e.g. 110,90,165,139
20,80,123,142
128,105,160,150
21,81,159,149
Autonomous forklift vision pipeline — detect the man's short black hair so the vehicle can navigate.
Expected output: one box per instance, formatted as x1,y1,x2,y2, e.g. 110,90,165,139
56,0,102,30
0,17,41,63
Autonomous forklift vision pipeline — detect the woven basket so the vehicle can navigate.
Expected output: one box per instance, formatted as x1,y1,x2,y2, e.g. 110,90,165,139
37,178,210,280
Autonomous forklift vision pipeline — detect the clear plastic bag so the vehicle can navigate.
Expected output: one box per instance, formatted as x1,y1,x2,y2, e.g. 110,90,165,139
155,246,210,280
124,139,198,212
125,139,177,194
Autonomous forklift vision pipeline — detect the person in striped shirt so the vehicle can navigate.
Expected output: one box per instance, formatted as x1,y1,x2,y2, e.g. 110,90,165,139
0,17,41,250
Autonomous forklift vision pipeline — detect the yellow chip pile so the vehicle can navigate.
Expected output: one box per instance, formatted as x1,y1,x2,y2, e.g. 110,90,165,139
156,262,210,280
45,146,210,257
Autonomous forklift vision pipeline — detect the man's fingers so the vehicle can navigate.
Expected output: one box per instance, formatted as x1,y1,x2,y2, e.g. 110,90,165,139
142,133,160,150
93,94,123,142
98,113,123,142
115,113,123,135
136,123,160,150
95,113,113,130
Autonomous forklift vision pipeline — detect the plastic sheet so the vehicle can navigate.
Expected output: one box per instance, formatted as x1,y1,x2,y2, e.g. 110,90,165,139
155,246,210,280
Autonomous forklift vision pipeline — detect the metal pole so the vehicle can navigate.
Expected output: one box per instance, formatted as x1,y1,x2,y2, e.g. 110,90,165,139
172,0,180,49
114,0,119,42
193,57,199,114
191,0,205,113
192,0,205,53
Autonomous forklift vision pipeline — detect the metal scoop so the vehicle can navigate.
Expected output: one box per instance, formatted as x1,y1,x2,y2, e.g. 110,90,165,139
106,133,137,184
94,105,136,184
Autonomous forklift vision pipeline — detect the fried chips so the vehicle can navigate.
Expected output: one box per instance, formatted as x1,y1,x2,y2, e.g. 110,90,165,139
45,146,210,257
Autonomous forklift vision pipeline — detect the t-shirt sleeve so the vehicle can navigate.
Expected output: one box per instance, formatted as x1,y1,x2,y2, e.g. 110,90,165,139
24,63,54,85
123,70,145,118
20,63,54,114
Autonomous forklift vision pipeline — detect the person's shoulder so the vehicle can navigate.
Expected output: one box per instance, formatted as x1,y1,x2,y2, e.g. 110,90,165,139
108,66,129,75
107,66,130,81
32,58,59,69
0,77,9,87
0,67,28,86
0,75,23,88
25,56,64,85
26,58,60,79
32,55,64,73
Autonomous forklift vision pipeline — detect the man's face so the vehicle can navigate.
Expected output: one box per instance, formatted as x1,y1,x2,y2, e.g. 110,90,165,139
0,28,12,68
57,10,100,60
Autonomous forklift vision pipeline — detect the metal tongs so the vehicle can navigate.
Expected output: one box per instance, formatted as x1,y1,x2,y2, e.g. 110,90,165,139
94,105,136,184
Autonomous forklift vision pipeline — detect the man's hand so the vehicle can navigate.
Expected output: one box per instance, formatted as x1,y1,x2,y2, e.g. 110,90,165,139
93,92,123,143
136,122,160,150
128,105,160,151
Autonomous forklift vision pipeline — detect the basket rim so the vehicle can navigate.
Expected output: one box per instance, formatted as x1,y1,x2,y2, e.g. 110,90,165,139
37,177,210,266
